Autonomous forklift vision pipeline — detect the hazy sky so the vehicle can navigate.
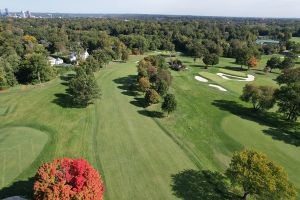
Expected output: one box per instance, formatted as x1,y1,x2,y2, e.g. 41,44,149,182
2,0,300,18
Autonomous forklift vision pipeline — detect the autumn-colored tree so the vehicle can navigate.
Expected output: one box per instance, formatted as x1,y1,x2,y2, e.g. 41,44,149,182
34,158,105,200
145,89,160,105
247,56,258,70
138,77,150,92
22,35,37,44
226,149,297,200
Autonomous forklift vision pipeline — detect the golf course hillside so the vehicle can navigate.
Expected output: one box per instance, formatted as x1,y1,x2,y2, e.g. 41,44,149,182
0,53,299,199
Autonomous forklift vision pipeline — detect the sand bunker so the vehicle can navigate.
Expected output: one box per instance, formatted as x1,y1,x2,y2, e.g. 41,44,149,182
3,196,27,200
217,73,255,82
209,84,227,92
194,76,208,82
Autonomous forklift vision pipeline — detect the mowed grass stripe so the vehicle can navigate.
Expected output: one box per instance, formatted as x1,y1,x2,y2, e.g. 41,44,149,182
94,62,196,199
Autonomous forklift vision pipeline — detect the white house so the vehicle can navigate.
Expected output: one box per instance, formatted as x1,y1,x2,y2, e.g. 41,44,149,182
70,53,77,62
80,50,89,61
48,57,64,66
70,50,89,63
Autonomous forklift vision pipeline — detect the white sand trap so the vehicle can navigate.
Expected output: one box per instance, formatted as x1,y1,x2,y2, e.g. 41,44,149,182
217,73,255,82
3,197,27,200
209,84,227,92
195,76,208,82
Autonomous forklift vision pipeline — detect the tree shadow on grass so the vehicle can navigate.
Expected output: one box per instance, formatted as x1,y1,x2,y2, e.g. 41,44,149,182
212,100,300,147
223,66,248,72
0,177,34,199
263,128,300,147
130,97,146,108
171,170,239,200
138,110,164,118
190,64,207,69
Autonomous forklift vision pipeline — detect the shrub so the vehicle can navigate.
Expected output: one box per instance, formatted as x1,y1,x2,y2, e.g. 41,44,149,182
145,89,160,105
138,77,151,92
162,94,177,115
33,158,105,200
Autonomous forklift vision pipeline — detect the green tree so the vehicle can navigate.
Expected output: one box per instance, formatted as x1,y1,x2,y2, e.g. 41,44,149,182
226,149,297,200
161,94,177,115
266,56,281,72
145,89,160,106
240,84,276,111
274,83,300,121
121,50,129,62
0,58,17,88
155,80,169,96
69,68,100,107
202,53,219,69
275,68,300,121
17,53,55,84
235,48,251,69
280,57,295,70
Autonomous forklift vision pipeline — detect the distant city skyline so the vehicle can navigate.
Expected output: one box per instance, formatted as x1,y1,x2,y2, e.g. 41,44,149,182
3,0,300,18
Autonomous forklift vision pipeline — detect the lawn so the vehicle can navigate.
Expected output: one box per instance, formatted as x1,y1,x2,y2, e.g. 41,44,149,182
0,53,299,199
0,127,48,189
291,37,300,44
0,55,196,199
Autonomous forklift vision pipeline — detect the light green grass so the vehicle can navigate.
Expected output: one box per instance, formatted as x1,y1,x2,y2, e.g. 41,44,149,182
219,68,247,77
291,37,300,44
0,53,299,199
0,55,195,199
0,127,48,188
161,54,300,196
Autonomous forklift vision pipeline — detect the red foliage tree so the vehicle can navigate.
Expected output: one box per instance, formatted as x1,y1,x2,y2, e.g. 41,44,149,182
247,56,258,70
33,158,104,200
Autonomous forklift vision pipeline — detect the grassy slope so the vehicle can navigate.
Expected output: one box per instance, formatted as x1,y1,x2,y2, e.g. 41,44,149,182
0,53,299,198
0,56,195,199
155,55,300,194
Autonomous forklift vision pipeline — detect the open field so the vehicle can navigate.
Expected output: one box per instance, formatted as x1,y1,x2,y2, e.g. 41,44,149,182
0,53,299,199
291,37,300,43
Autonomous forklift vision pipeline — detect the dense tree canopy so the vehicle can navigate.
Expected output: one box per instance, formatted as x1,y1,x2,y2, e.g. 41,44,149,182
240,84,276,111
226,149,297,200
34,158,105,200
68,67,100,107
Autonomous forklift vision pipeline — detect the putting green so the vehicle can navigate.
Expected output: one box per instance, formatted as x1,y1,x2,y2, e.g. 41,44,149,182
222,115,300,189
0,127,48,188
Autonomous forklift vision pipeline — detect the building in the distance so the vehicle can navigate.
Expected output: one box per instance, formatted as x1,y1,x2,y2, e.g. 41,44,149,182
21,11,26,18
48,57,64,66
4,8,9,16
26,11,32,18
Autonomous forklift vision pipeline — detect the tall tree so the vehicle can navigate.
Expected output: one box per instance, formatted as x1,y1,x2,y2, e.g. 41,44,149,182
240,84,276,111
275,68,300,120
266,56,281,72
69,67,100,107
202,53,219,69
226,149,297,200
161,93,177,115
17,53,55,84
